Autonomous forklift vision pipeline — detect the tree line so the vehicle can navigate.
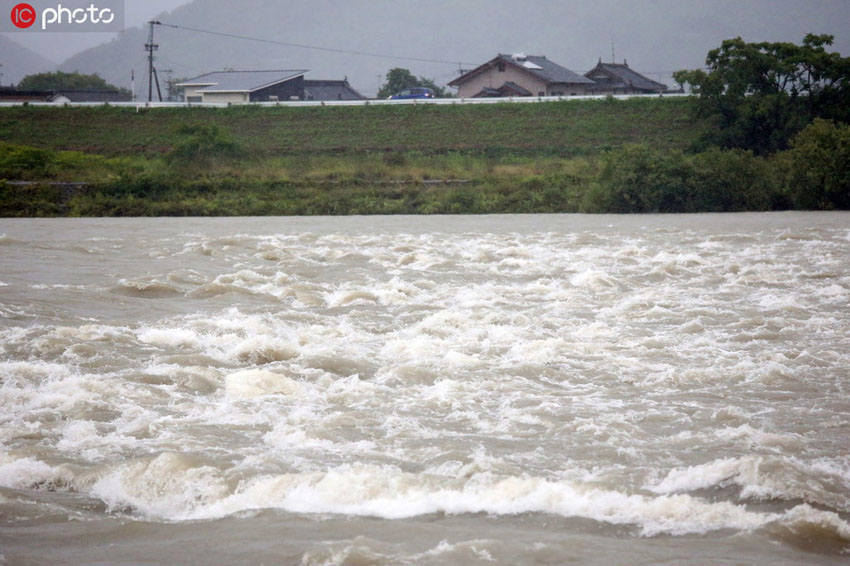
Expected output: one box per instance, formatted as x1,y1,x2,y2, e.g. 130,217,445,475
591,34,850,212
15,71,129,93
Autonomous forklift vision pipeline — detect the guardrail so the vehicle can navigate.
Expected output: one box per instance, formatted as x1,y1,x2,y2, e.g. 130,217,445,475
0,93,689,109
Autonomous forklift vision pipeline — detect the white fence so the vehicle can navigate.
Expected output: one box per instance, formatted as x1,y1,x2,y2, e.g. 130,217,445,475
0,93,688,109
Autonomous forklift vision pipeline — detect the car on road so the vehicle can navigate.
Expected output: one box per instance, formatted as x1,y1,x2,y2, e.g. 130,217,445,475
389,87,435,100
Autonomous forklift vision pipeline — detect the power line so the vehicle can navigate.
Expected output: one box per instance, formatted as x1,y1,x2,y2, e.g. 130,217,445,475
155,21,476,68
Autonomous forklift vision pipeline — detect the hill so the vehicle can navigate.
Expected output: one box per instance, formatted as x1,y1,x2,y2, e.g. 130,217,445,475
0,36,56,87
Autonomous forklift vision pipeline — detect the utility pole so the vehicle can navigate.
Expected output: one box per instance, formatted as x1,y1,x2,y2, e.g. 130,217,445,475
145,20,161,102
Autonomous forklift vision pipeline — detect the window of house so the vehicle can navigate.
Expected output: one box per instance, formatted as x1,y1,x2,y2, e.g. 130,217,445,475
497,62,506,72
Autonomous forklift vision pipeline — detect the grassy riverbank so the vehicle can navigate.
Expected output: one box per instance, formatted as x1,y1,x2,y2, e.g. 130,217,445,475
1,97,831,216
0,97,698,157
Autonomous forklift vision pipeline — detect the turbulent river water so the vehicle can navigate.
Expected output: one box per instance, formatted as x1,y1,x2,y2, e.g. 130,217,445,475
0,213,849,565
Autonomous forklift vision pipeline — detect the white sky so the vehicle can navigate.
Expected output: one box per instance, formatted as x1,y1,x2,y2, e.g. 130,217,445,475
3,0,189,63
2,0,848,97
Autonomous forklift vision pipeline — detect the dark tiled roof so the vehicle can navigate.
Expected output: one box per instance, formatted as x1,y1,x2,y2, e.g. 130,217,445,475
0,89,130,102
177,70,306,93
497,54,595,85
58,90,132,102
501,81,533,95
585,62,667,92
473,81,534,98
450,54,594,87
0,90,54,102
303,80,365,101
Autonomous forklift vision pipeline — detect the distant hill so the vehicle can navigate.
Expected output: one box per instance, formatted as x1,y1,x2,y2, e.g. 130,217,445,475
57,0,850,99
0,36,56,87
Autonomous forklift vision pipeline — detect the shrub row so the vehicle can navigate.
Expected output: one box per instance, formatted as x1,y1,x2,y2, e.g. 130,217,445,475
2,119,847,216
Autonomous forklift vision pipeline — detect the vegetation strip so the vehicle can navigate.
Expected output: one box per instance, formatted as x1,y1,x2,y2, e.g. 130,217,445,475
1,88,847,216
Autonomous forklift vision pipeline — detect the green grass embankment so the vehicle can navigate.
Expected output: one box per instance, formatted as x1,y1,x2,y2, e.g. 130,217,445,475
2,97,803,216
0,97,698,157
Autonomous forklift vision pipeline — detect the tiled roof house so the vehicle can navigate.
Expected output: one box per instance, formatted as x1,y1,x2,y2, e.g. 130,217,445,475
584,59,667,95
303,79,365,101
0,87,131,103
449,54,595,98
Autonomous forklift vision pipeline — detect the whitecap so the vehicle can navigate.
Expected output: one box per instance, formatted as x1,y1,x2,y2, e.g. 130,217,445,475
224,369,303,399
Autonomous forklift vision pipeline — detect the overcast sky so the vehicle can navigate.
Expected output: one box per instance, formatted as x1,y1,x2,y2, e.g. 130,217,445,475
3,0,849,97
4,0,187,62
6,0,850,64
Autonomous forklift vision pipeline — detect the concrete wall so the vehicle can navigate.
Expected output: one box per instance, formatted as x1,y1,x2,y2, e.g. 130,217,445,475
456,64,547,98
183,85,209,102
201,92,249,104
550,83,593,96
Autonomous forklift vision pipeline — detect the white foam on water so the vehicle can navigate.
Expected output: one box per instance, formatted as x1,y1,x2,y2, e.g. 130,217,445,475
0,454,72,490
91,453,230,518
73,460,850,541
649,456,850,513
224,369,304,399
2,215,850,557
138,327,200,349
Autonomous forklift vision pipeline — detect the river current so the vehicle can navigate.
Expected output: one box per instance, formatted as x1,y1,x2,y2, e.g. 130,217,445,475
1,213,848,565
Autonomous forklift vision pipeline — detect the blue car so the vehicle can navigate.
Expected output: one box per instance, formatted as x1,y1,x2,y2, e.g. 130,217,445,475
389,87,435,100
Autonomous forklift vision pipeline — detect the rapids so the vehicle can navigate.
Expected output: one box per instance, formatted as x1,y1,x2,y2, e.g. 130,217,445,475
1,213,848,564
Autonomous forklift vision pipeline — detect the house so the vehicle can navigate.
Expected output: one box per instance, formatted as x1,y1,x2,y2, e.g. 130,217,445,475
176,70,307,104
0,87,131,103
176,71,367,103
53,90,132,103
448,53,595,98
584,59,667,95
0,87,57,103
302,79,365,101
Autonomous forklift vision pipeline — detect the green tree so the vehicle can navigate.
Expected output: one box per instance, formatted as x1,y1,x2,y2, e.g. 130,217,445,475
583,144,780,213
674,34,850,155
18,71,127,93
786,119,850,210
377,68,450,98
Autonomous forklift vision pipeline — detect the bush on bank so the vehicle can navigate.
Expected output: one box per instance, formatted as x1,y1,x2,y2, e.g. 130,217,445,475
1,101,848,216
0,140,843,215
786,119,850,210
583,145,788,213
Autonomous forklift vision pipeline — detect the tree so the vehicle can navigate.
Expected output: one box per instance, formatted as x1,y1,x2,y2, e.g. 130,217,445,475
673,35,850,155
18,71,127,93
786,119,850,210
377,68,450,98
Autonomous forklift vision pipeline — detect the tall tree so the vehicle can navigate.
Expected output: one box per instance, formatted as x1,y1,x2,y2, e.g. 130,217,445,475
674,34,850,155
18,71,126,93
377,68,449,98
